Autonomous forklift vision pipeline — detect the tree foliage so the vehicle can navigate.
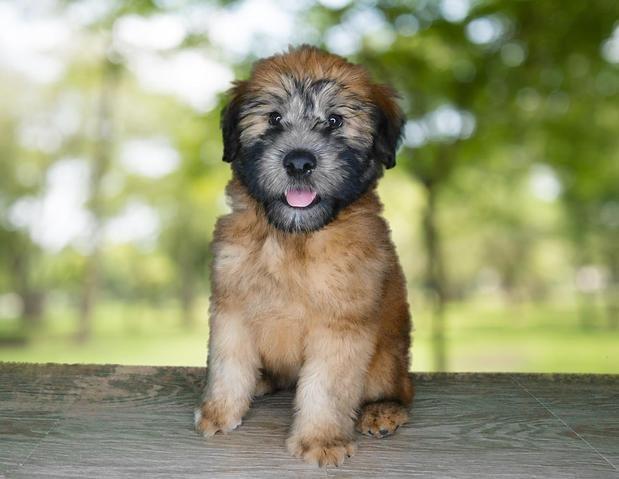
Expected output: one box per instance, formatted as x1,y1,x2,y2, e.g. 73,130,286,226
0,0,617,351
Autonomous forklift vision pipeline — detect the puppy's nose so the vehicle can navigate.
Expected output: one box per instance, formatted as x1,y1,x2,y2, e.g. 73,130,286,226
283,150,316,177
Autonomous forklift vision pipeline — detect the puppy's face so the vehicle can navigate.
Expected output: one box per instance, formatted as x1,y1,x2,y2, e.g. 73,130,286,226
221,47,404,232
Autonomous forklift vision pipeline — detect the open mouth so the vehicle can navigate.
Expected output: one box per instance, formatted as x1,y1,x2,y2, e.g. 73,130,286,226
284,189,319,208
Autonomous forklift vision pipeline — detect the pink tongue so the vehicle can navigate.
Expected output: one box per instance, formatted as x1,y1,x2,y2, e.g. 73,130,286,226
285,189,317,207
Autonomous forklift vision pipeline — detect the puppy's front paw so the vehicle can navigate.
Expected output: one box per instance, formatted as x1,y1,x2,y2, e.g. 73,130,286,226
194,401,242,437
287,434,357,467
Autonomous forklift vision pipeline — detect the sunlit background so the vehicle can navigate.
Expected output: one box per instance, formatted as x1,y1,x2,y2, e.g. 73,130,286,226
0,0,617,372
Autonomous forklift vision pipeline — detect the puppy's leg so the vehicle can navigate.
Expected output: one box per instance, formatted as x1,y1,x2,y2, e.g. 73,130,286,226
357,347,414,438
287,324,374,467
195,308,259,436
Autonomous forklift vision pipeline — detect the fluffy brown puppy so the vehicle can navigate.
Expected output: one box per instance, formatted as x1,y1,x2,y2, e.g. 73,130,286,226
195,45,414,467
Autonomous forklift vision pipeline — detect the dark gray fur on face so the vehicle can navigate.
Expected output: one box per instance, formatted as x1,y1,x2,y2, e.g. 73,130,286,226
222,75,402,233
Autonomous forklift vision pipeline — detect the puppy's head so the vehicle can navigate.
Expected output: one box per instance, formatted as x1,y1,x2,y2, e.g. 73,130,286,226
221,45,404,233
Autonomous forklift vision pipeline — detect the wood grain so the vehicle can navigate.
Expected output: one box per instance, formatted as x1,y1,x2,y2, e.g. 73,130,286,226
1,364,617,478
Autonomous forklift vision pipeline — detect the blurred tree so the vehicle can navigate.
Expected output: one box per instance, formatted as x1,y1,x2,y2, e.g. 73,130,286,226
78,53,123,342
159,112,221,329
0,117,46,329
503,0,619,328
308,0,619,368
1,0,617,369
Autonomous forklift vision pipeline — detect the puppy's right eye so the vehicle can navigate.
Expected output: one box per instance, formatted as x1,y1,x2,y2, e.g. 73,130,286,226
269,112,282,126
327,113,343,129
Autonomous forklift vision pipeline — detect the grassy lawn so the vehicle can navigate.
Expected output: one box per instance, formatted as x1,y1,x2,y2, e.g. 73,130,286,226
0,297,617,373
412,299,618,373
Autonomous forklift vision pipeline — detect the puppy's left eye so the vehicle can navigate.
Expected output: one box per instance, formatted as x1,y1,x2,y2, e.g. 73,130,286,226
269,112,282,126
327,114,343,129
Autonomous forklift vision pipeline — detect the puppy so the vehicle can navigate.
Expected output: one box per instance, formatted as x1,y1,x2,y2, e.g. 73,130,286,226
195,45,414,467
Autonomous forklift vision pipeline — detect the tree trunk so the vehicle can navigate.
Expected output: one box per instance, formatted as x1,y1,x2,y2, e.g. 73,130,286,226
421,181,448,372
180,267,195,329
574,247,597,331
78,247,101,342
10,243,44,328
604,248,619,330
21,290,44,327
77,55,121,342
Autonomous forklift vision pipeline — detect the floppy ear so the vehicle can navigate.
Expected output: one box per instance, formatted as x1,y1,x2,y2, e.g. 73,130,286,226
220,81,247,163
371,84,405,169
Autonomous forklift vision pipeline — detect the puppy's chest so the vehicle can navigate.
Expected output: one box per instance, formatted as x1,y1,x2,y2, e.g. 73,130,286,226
218,235,322,304
213,219,384,375
215,228,380,314
228,236,311,376
258,235,309,282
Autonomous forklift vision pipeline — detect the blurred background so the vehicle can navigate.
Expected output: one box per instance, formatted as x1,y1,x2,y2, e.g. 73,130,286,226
0,0,617,372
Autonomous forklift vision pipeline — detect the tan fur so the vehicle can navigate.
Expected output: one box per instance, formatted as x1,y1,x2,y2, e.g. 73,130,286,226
196,46,414,467
356,401,409,438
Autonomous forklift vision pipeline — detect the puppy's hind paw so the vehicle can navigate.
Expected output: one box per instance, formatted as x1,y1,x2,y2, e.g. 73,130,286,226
356,401,408,438
254,375,275,397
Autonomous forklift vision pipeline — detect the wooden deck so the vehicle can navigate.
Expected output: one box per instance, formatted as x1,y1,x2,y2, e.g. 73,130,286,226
0,364,617,478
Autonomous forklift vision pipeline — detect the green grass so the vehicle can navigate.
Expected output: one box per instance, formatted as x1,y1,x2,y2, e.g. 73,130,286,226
0,297,617,373
0,299,210,367
412,298,619,373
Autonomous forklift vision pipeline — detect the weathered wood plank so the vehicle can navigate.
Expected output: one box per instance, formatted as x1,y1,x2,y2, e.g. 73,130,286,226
326,376,617,478
0,364,617,478
0,417,60,474
513,375,619,470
